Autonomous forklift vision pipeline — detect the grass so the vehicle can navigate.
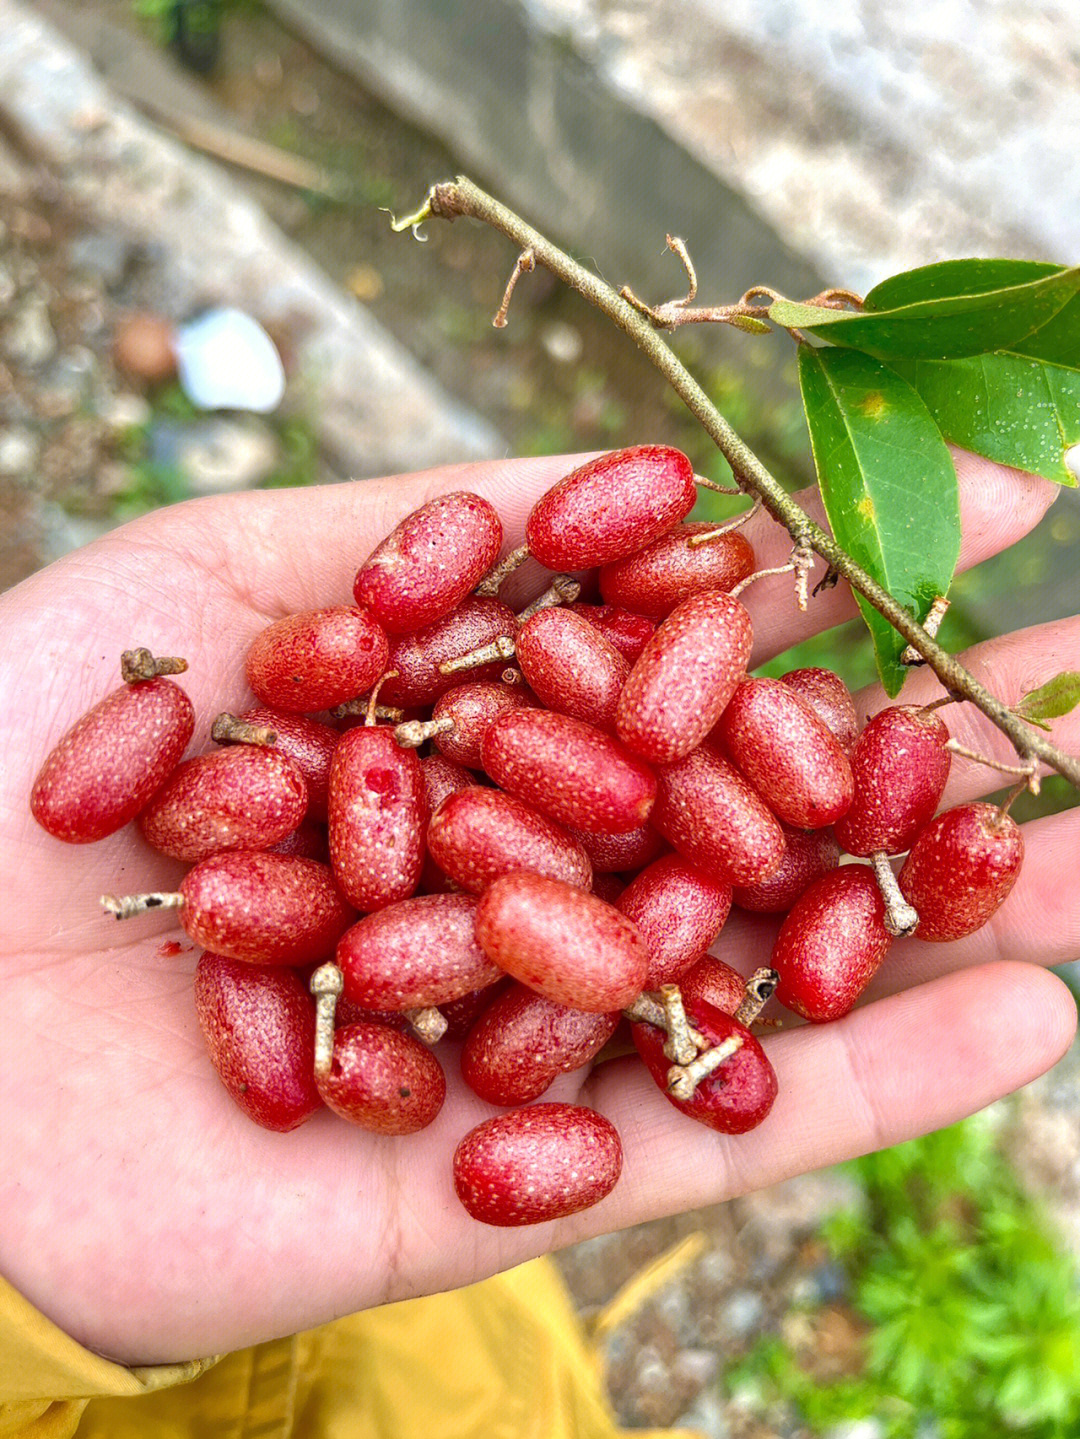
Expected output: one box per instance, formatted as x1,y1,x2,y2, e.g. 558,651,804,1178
725,1115,1080,1437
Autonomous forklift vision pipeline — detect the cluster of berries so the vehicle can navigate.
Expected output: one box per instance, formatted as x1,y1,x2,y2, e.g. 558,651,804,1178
29,446,1024,1228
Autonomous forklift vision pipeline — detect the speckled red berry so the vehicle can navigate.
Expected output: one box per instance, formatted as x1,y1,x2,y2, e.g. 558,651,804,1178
716,678,853,829
567,603,656,664
652,745,786,886
780,668,858,752
31,676,194,843
616,854,732,988
732,826,840,912
431,681,533,768
138,746,308,862
194,952,322,1132
234,707,339,821
616,592,753,765
899,802,1024,941
482,709,656,835
245,606,389,713
772,865,891,1022
318,1022,446,1134
461,984,618,1106
337,892,501,1010
514,607,629,732
453,1103,623,1226
380,597,517,707
354,491,503,633
328,726,427,911
475,873,649,1012
834,706,951,857
526,445,696,571
599,523,755,617
427,788,592,894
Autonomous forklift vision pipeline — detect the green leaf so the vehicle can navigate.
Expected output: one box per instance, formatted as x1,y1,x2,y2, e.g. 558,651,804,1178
1010,292,1080,368
770,264,1080,361
864,259,1062,310
798,346,960,696
888,353,1080,486
1014,672,1080,727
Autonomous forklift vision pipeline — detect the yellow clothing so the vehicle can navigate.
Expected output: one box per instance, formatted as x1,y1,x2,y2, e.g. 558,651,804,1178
1,1260,702,1438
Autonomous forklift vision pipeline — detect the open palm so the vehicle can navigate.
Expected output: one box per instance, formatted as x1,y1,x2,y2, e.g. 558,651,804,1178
1,450,1076,1368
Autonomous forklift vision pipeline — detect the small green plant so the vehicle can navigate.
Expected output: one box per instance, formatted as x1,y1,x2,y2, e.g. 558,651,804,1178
726,1115,1080,1438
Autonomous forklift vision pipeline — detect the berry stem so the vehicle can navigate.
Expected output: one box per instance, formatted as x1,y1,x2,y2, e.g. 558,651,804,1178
667,1034,745,1101
734,967,779,1027
120,649,188,684
658,983,699,1066
687,496,763,546
623,993,707,1052
406,1007,449,1044
869,852,920,938
101,892,184,920
944,740,1041,793
438,635,517,676
309,962,344,1076
394,716,456,749
492,248,535,328
516,575,581,624
329,698,405,722
365,671,400,726
211,713,279,747
401,176,1080,792
475,544,530,598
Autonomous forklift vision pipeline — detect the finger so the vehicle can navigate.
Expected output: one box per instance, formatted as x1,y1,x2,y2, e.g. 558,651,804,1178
863,807,1080,1000
739,449,1059,664
850,613,1080,805
565,961,1074,1238
112,452,599,618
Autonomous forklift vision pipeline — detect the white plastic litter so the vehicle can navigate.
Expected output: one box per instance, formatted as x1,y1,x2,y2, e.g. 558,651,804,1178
174,307,286,412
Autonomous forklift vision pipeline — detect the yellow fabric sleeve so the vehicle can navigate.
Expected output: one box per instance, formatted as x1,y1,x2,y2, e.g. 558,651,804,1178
2,1261,704,1439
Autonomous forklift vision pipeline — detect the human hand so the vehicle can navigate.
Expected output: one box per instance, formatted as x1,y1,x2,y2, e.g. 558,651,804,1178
1,450,1076,1366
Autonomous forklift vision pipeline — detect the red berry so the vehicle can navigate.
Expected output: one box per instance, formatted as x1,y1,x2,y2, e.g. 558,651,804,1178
567,603,656,664
632,999,776,1134
427,788,592,895
461,984,618,1106
380,597,517,707
328,726,427,911
772,866,891,1022
526,445,696,570
834,706,951,856
317,1022,446,1134
31,676,194,843
566,822,666,874
779,668,858,752
514,608,630,732
431,681,533,768
899,802,1024,941
616,854,732,988
266,819,329,861
235,708,339,821
337,893,501,1010
194,952,322,1132
616,592,753,764
475,873,649,1012
179,852,355,966
732,825,840,912
652,745,786,886
482,709,656,835
716,678,854,829
599,523,755,617
245,606,388,713
453,1103,623,1226
354,491,503,633
679,956,747,1016
420,752,476,811
138,747,308,862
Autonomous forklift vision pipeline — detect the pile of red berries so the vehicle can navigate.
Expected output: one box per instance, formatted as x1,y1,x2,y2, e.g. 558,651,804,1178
29,445,1025,1228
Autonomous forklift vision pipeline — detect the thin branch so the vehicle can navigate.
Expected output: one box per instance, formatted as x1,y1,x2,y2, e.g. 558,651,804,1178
397,177,1080,791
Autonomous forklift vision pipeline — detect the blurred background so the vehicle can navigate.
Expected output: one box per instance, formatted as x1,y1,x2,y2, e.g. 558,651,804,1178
1,1,1078,1433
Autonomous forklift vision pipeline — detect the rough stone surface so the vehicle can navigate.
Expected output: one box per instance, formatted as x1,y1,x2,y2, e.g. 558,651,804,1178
0,0,500,481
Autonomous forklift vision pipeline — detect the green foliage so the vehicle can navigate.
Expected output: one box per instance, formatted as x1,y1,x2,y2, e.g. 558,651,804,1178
784,255,1080,695
726,1117,1080,1438
1014,672,1080,729
109,460,193,522
798,346,960,696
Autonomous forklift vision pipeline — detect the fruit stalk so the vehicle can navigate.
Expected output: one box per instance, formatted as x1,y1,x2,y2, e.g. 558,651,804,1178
398,175,1080,791
870,852,920,938
310,961,344,1076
